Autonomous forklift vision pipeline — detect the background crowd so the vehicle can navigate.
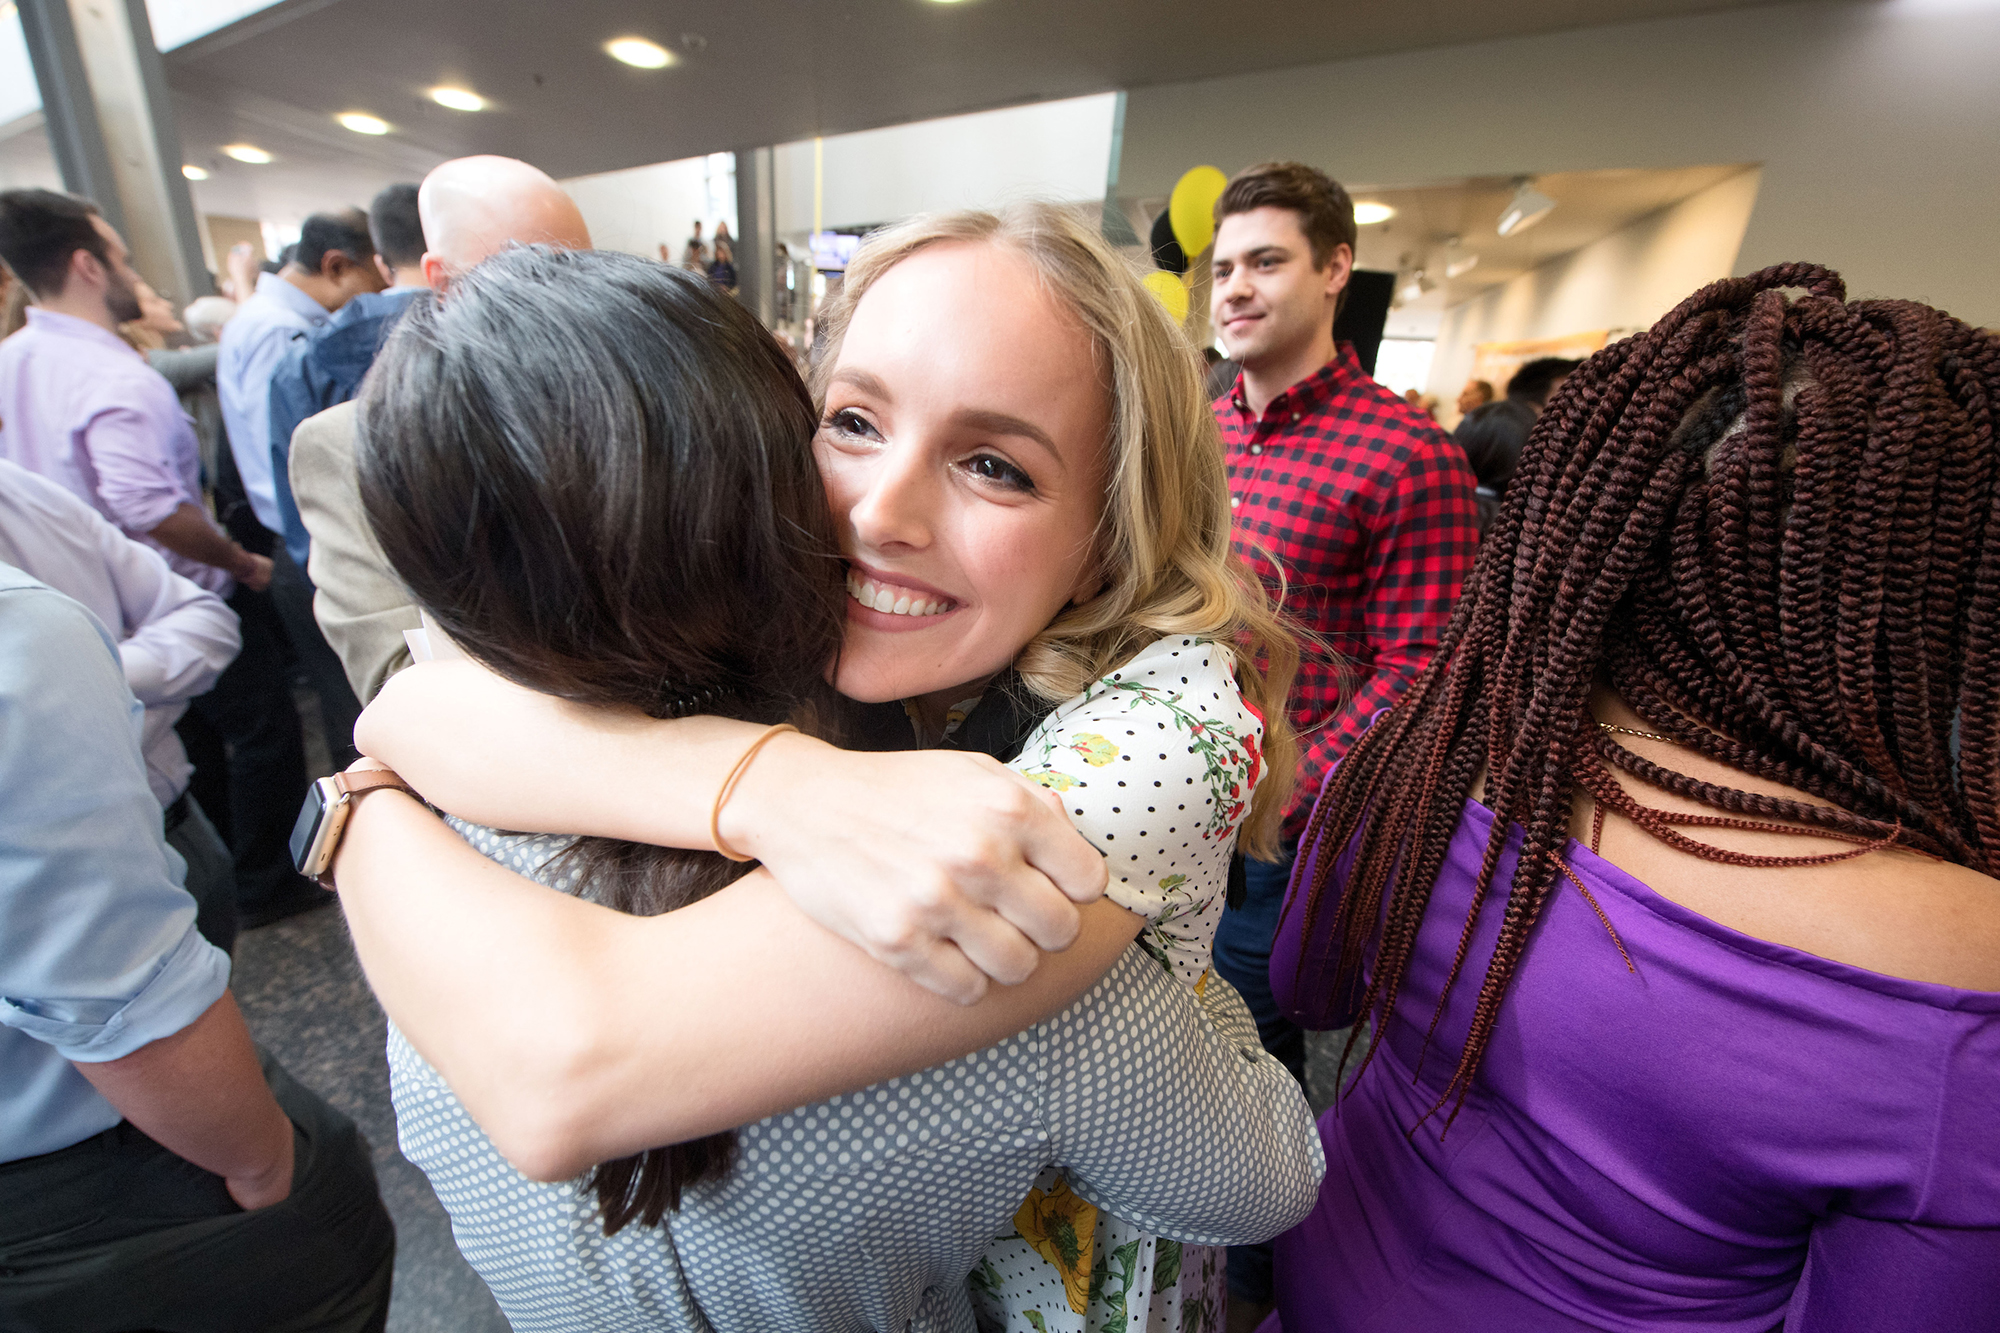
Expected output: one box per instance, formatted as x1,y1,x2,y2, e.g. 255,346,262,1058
0,135,1994,1333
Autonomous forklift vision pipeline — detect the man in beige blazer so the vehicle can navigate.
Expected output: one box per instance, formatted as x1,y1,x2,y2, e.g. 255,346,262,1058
290,156,592,701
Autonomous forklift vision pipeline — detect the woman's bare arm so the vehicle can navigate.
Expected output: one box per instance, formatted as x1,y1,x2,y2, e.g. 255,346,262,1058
357,660,1109,1001
333,787,1141,1181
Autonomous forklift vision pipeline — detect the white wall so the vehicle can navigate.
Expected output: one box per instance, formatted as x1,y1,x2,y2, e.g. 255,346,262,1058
1119,0,2000,329
773,92,1117,235
1430,167,1764,406
560,154,737,262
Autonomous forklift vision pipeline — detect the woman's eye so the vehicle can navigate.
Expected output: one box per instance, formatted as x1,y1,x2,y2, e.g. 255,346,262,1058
967,453,1035,493
825,409,877,440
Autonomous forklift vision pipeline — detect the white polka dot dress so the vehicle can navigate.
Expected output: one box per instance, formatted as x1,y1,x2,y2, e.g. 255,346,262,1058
980,637,1266,1332
386,636,1313,1333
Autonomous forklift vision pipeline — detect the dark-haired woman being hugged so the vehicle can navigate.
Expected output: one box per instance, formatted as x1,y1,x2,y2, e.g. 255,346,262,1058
1269,266,2000,1331
334,212,1321,1333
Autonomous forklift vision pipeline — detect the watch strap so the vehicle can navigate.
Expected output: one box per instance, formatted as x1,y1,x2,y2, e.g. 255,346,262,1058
333,768,419,802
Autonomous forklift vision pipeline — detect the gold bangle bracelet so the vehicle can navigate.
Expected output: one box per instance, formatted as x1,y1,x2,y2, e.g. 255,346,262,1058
710,723,800,862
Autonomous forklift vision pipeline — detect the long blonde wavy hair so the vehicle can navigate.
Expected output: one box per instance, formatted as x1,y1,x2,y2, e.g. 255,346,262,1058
811,202,1300,857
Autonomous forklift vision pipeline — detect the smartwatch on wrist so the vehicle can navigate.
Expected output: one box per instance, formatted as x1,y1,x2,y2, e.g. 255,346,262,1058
290,768,421,884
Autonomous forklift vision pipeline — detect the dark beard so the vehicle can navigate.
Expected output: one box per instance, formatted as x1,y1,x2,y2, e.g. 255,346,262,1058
105,268,143,324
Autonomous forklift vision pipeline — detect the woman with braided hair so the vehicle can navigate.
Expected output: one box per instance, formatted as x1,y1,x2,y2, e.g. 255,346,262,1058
1266,264,2000,1331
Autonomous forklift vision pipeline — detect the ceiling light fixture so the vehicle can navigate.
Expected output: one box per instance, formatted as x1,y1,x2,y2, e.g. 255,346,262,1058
430,86,487,112
1496,178,1556,237
181,164,209,180
222,144,273,164
1353,201,1395,226
337,111,390,135
606,37,673,68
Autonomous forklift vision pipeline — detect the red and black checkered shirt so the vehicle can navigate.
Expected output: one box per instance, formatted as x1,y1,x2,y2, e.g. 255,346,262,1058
1216,343,1478,841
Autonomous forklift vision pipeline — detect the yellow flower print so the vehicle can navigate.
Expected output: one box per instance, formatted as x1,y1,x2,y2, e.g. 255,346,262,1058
1023,768,1080,792
1066,733,1120,767
1013,1177,1099,1314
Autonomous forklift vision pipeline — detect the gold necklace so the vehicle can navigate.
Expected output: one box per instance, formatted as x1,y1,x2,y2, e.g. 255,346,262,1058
1596,721,1672,743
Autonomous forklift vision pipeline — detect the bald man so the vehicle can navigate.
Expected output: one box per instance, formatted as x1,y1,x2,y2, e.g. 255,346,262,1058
288,156,591,701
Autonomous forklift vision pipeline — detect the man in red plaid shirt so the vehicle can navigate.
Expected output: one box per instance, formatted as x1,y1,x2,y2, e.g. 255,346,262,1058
1208,163,1477,1079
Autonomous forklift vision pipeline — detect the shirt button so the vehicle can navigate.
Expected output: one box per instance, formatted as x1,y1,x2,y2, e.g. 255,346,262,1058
1291,413,1300,422
1249,444,1262,455
1230,496,1241,508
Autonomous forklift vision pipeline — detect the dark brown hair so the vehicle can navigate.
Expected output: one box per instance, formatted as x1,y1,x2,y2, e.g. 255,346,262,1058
1215,162,1357,272
0,188,108,299
357,246,846,1232
1293,263,2000,1127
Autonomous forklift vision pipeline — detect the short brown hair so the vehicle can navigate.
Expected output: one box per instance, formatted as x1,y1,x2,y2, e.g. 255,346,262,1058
1215,162,1356,271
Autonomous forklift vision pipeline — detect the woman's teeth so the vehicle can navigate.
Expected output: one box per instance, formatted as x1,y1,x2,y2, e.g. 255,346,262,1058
847,573,950,617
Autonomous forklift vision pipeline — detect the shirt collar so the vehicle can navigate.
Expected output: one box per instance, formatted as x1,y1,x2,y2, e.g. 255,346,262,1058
22,307,142,360
1228,341,1364,423
253,270,333,327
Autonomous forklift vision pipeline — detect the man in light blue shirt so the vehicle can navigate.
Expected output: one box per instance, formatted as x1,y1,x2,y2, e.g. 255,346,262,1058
219,208,383,783
0,458,242,951
218,210,383,538
0,563,394,1330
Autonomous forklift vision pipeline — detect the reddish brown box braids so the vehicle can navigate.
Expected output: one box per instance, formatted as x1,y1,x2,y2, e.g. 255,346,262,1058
1291,262,2000,1129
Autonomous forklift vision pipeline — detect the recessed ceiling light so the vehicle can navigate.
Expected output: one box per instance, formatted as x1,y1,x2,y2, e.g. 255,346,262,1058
337,111,390,135
181,164,209,180
1353,202,1395,226
222,144,273,164
606,37,673,68
430,86,487,112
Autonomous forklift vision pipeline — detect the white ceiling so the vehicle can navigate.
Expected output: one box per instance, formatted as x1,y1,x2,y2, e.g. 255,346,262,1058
146,0,1788,223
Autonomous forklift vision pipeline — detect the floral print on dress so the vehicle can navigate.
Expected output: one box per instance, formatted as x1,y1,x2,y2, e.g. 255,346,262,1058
975,636,1265,1333
1013,1179,1099,1314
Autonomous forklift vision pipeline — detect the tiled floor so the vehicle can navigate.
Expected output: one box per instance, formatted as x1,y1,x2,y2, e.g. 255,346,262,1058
234,904,510,1333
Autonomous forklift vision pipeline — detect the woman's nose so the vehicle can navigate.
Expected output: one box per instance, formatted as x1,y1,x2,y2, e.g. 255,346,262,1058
847,448,935,553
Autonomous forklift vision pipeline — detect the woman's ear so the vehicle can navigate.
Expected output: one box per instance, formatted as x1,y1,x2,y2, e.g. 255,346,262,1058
1068,564,1108,608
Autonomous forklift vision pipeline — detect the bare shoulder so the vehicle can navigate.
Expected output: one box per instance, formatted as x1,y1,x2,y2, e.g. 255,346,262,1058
1834,851,2000,991
1590,785,2000,993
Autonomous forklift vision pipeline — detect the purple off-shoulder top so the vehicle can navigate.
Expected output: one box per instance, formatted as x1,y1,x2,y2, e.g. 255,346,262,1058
1268,796,2000,1332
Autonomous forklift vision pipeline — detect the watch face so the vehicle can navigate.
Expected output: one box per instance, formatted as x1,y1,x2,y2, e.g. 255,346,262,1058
290,777,345,877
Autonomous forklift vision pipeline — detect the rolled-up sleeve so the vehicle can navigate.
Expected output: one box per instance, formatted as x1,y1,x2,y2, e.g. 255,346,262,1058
80,404,193,538
0,582,229,1063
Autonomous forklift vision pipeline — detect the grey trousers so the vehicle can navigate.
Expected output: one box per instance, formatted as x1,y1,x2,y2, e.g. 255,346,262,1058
0,1053,395,1333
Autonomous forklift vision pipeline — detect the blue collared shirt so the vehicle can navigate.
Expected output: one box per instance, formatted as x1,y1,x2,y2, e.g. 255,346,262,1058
268,286,423,567
218,272,330,535
0,564,230,1163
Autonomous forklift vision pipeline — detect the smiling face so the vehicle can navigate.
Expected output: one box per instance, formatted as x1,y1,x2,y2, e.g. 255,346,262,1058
816,241,1111,718
1208,205,1349,372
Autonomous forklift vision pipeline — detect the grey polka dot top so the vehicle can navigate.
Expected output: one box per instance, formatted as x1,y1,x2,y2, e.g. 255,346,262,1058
387,637,1321,1332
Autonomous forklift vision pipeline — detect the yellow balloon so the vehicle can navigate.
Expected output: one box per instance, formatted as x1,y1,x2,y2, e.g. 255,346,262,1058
1169,165,1229,259
1142,269,1189,323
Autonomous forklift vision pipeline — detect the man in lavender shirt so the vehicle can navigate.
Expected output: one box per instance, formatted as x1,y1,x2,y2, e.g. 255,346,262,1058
0,189,323,928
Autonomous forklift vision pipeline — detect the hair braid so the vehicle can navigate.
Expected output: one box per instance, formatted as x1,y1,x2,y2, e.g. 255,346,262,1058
1290,264,2000,1125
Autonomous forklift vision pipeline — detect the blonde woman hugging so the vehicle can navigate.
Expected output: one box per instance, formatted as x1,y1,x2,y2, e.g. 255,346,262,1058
334,204,1314,1332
